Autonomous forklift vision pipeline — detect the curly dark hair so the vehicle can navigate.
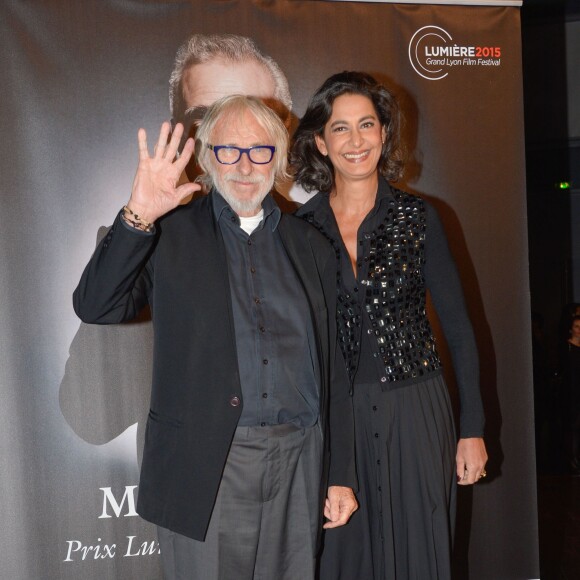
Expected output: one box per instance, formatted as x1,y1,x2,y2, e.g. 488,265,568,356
290,71,404,193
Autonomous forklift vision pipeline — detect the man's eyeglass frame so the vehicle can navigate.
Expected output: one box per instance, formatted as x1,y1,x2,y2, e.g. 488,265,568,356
207,144,276,165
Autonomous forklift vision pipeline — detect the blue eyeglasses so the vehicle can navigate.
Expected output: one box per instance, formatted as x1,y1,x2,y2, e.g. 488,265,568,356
207,144,276,165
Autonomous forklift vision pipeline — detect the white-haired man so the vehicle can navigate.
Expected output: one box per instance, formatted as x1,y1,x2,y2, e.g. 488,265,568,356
60,34,300,469
74,95,356,579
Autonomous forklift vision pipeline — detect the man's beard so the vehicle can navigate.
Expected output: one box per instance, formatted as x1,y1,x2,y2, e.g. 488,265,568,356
212,170,275,216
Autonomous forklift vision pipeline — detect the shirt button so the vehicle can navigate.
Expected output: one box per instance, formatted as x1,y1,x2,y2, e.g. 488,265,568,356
262,393,268,398
254,297,261,304
374,433,379,438
229,396,241,407
250,267,256,274
260,422,266,427
259,326,266,333
380,377,387,383
263,359,269,365
372,406,378,411
247,239,252,245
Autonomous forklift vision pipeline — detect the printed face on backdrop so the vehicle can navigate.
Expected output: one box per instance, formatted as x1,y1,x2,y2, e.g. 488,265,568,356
207,109,276,216
180,58,278,181
315,93,386,187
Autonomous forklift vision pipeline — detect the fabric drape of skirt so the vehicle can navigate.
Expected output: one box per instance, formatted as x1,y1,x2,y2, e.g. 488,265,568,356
319,374,457,580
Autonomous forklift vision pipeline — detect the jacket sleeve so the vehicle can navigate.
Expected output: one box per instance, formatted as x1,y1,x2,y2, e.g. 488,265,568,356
73,212,156,324
322,247,357,490
328,341,357,490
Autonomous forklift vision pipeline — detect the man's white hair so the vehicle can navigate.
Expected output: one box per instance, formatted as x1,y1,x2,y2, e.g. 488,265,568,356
195,95,289,192
169,34,292,121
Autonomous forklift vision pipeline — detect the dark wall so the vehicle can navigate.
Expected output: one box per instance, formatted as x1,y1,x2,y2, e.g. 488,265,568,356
523,1,574,369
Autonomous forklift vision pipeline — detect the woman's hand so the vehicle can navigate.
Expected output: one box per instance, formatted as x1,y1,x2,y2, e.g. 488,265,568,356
456,437,488,485
126,122,201,224
323,486,358,528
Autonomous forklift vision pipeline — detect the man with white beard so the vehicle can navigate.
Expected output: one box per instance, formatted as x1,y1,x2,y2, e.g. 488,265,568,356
73,95,357,580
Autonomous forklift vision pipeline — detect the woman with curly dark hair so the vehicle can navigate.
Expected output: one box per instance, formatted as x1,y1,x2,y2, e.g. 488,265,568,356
292,71,488,579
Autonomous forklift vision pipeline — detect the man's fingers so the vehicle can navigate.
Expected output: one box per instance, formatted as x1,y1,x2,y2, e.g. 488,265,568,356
137,128,149,161
174,137,195,174
154,122,171,158
176,182,202,202
165,123,184,161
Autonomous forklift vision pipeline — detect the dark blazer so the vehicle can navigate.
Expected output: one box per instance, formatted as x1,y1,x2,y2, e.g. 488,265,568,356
73,192,355,541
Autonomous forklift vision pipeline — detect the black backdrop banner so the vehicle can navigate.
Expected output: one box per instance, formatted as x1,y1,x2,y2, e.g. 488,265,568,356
0,1,537,578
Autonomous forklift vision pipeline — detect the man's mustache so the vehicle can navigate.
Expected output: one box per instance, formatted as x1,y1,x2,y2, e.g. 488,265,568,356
223,173,266,184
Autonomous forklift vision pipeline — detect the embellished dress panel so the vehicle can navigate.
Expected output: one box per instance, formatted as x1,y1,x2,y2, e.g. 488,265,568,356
359,188,442,385
300,186,442,386
299,179,483,437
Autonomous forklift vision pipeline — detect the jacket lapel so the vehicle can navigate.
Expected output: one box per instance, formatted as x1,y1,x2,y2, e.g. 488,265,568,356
278,216,323,312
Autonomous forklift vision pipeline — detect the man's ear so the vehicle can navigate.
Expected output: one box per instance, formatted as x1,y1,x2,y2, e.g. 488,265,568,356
314,134,328,156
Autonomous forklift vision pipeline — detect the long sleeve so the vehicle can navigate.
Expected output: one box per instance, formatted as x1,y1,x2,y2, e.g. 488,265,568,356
327,339,357,489
423,202,485,438
73,212,156,324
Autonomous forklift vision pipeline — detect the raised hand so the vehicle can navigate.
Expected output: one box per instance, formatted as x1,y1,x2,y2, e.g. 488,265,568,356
126,122,201,224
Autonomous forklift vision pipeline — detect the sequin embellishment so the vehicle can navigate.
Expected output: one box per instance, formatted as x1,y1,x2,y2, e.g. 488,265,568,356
302,187,441,384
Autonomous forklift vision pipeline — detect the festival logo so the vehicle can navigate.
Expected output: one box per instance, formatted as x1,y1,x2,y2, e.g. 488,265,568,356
408,25,502,80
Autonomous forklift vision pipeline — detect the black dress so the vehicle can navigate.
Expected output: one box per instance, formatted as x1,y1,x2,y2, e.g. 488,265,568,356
297,180,485,580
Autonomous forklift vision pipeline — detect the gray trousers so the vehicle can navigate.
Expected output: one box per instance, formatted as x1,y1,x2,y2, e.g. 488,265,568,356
158,423,323,580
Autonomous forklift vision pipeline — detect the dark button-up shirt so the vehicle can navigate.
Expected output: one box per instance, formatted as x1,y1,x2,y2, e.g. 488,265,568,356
213,191,320,427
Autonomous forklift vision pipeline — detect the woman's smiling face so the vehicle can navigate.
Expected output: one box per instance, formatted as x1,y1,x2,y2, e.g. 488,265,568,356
315,93,386,185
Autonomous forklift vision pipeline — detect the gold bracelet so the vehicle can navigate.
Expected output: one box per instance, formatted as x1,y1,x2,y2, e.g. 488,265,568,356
122,205,154,232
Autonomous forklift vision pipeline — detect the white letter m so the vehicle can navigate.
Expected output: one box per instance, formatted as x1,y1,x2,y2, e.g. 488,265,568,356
99,486,138,518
